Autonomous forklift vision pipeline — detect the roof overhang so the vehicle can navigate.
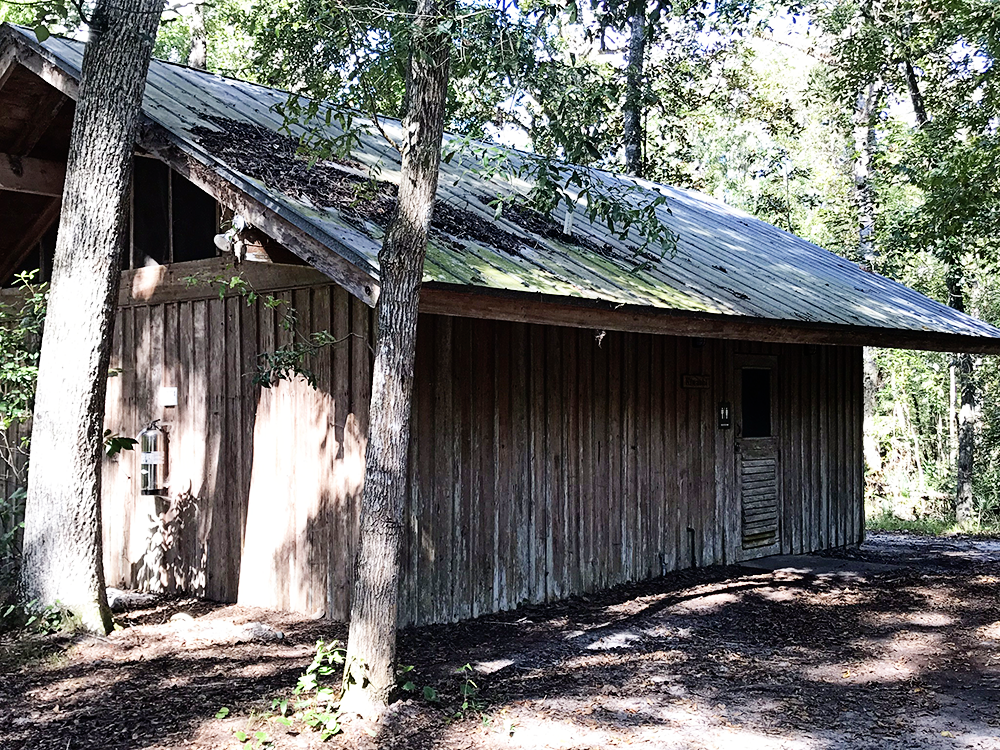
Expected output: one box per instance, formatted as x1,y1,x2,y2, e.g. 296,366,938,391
421,283,1000,354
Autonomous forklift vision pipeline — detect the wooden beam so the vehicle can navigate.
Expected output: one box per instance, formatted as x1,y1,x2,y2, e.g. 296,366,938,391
118,257,331,306
0,153,65,196
137,126,380,307
0,197,61,283
10,45,79,99
8,86,66,156
0,37,18,93
419,284,1000,355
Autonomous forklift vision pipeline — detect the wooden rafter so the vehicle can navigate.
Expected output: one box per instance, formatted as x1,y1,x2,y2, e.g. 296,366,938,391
0,38,18,93
9,45,78,99
0,197,60,282
0,153,65,196
8,86,66,156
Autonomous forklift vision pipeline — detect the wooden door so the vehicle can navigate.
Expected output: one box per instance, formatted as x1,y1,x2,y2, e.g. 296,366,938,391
734,355,781,557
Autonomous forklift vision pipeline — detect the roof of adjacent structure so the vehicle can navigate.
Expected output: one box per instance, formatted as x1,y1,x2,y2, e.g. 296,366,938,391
4,23,1000,352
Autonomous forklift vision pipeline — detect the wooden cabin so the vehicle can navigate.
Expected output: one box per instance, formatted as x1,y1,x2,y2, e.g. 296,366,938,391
3,24,1000,626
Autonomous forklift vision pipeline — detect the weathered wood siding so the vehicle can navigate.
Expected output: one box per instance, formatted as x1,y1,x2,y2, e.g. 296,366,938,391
400,325,863,624
101,275,371,617
99,266,863,625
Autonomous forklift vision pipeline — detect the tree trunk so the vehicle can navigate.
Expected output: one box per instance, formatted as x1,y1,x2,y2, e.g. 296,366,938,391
947,271,975,523
622,8,647,177
340,0,452,720
853,83,880,266
854,82,883,486
19,0,164,634
955,350,975,521
187,3,207,70
904,59,928,127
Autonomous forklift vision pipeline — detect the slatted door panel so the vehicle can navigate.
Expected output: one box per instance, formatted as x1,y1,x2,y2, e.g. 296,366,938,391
739,439,779,550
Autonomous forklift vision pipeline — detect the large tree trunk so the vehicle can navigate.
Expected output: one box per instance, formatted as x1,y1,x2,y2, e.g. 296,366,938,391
622,7,647,177
947,271,976,523
20,0,164,634
340,0,452,720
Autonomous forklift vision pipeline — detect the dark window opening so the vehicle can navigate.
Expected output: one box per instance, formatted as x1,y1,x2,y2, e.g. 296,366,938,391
741,368,771,438
132,157,170,267
6,222,57,285
172,171,219,262
131,158,219,267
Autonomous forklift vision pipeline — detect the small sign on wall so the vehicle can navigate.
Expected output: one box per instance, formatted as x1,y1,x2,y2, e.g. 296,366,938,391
682,374,710,389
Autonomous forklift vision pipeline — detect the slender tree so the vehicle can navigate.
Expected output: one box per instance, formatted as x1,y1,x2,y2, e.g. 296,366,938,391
20,0,165,633
339,0,454,719
855,81,884,481
898,41,977,522
187,2,207,69
622,4,647,176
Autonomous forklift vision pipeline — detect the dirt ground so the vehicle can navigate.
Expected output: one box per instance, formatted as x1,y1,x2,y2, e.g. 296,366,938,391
3,532,1000,750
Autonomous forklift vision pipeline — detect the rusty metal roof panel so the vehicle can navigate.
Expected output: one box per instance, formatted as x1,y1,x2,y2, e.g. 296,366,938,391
10,25,1000,344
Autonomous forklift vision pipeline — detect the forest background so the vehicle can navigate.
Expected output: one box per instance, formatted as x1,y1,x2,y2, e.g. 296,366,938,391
1,0,998,552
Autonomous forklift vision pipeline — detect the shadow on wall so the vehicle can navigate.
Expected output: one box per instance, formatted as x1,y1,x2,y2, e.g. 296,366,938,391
237,376,366,621
115,296,261,601
128,490,201,594
108,284,373,611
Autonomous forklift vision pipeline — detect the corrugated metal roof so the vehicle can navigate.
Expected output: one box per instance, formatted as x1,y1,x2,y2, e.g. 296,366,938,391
8,24,1000,346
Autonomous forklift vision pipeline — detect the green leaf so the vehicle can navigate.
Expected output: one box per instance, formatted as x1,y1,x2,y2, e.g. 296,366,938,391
215,707,230,719
422,685,438,701
34,26,50,43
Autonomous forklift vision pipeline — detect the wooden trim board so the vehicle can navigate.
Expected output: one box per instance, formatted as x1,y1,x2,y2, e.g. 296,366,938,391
419,285,1000,354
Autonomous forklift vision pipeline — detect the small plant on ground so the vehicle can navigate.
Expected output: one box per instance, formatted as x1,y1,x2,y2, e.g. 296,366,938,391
272,639,345,739
1,598,75,635
216,706,274,749
233,729,272,749
454,663,486,717
398,663,440,702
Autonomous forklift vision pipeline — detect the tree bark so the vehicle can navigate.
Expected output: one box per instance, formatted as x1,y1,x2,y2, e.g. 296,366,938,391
340,0,452,720
853,83,880,267
947,271,975,523
622,8,647,177
854,82,883,483
20,0,164,634
904,59,928,127
187,3,207,70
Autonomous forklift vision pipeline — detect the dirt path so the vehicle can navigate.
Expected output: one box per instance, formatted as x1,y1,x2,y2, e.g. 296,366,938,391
2,532,999,750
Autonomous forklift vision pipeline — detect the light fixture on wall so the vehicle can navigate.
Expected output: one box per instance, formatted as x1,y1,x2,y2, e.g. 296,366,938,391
718,402,732,430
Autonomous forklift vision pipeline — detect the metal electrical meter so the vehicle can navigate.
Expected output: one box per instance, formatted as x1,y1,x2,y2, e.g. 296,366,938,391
138,420,166,495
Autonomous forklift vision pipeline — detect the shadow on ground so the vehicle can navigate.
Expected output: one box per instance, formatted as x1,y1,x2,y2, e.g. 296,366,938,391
2,532,999,750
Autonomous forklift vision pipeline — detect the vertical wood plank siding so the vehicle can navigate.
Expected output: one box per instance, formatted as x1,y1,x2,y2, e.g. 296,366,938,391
97,278,863,625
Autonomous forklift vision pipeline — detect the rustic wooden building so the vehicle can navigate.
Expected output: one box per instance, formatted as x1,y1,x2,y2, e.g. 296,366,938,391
3,24,1000,625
